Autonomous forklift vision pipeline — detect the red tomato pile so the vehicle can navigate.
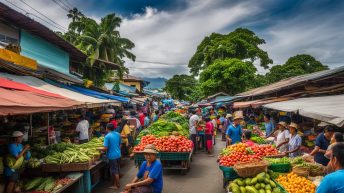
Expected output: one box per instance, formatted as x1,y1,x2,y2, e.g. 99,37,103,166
134,135,193,152
219,143,278,167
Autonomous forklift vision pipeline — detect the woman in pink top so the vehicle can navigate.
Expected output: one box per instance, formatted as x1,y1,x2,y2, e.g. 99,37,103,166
243,130,255,147
205,117,214,156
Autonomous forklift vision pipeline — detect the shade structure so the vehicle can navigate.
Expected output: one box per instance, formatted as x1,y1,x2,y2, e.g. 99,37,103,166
0,79,82,116
233,100,262,109
263,95,344,127
0,73,120,107
46,79,130,103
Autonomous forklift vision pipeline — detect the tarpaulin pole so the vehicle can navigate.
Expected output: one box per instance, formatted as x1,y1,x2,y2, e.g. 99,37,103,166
30,114,32,137
47,112,50,145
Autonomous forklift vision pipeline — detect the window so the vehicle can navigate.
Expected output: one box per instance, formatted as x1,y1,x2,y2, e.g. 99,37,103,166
0,22,19,47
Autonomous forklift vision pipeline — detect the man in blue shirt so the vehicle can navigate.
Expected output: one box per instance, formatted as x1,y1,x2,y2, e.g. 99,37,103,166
226,115,243,146
316,143,344,193
264,114,274,137
310,126,334,166
124,144,163,193
100,123,121,190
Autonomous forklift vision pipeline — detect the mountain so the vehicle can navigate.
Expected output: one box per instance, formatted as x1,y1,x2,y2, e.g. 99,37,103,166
142,77,167,89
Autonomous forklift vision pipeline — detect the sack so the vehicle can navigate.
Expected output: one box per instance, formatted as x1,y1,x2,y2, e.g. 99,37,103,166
5,155,24,170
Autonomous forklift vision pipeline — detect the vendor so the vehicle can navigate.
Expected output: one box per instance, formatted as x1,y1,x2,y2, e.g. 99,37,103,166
226,115,243,146
5,131,31,193
263,114,275,137
274,122,290,152
75,116,90,144
284,123,302,158
310,126,335,166
123,144,163,193
316,143,344,193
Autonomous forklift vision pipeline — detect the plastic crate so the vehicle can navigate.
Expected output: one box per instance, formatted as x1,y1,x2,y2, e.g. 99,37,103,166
159,152,190,161
269,163,291,173
219,166,239,180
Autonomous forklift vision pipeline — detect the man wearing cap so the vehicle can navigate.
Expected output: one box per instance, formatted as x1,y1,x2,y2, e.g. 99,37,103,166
99,123,122,189
310,126,335,166
226,115,243,146
5,131,31,193
124,144,163,193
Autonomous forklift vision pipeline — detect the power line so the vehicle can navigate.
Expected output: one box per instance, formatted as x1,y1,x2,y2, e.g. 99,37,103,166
64,0,74,9
50,0,69,11
18,0,68,32
3,0,67,32
134,60,187,66
56,0,72,10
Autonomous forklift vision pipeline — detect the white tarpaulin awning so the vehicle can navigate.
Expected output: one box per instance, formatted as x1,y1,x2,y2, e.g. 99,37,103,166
0,73,121,107
264,95,344,127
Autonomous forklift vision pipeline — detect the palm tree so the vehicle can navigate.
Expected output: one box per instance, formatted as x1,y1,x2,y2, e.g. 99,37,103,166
75,13,135,79
67,8,84,22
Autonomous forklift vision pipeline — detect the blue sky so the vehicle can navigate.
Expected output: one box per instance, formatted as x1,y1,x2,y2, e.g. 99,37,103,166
4,0,344,78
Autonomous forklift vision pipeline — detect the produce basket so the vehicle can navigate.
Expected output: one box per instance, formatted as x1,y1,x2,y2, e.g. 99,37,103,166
269,163,291,173
292,166,309,177
233,160,269,178
159,152,190,161
41,163,61,172
60,161,92,172
219,166,239,180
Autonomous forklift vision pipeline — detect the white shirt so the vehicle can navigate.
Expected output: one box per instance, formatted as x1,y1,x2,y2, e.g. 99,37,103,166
189,115,200,135
275,129,290,152
76,120,90,140
106,108,115,114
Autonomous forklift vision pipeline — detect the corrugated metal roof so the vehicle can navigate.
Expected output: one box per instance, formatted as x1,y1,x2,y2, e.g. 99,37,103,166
238,66,344,97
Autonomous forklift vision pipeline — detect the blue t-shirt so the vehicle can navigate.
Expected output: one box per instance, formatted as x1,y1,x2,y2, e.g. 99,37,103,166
153,115,159,122
226,124,242,144
4,143,31,176
316,169,344,193
219,117,225,124
137,160,163,193
104,131,121,160
144,117,150,127
265,121,274,136
314,133,330,166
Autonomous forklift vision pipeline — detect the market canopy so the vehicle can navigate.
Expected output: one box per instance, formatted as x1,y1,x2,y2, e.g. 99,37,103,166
0,73,120,107
46,79,130,103
264,95,344,127
0,78,81,115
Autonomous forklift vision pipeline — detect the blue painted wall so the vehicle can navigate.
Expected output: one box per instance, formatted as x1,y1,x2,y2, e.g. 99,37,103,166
20,30,70,75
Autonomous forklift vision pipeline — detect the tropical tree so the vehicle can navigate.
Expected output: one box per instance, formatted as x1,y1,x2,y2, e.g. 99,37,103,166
265,54,328,83
67,8,84,22
199,59,257,96
188,28,272,76
165,74,198,101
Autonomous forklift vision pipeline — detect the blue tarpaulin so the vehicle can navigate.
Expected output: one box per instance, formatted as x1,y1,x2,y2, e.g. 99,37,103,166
46,80,130,103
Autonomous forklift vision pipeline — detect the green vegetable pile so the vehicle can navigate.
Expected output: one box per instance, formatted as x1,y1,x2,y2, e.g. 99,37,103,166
24,177,55,192
228,171,283,193
264,157,290,164
44,137,103,164
137,112,189,140
27,158,41,168
31,142,77,159
251,136,266,144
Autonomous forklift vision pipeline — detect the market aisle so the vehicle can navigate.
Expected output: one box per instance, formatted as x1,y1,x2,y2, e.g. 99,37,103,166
93,135,226,193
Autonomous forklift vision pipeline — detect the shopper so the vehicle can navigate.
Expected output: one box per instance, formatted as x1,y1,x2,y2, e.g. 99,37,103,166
310,126,335,166
130,111,142,133
274,122,290,153
247,115,257,125
222,114,232,141
123,144,163,193
263,114,274,137
144,113,150,128
75,116,90,144
189,110,200,152
5,131,31,193
197,119,206,151
100,123,121,190
152,110,159,122
205,117,214,156
118,119,132,155
324,132,343,173
316,143,344,193
284,123,302,158
226,115,243,146
243,130,255,147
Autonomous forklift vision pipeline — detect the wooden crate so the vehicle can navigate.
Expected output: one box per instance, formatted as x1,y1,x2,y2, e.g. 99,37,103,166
60,161,92,172
42,163,61,172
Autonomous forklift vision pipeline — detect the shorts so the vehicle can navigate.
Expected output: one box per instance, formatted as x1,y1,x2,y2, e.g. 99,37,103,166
5,171,20,182
109,159,120,174
79,139,89,144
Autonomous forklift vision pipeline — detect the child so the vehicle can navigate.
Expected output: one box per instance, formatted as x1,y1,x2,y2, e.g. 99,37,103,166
243,130,255,147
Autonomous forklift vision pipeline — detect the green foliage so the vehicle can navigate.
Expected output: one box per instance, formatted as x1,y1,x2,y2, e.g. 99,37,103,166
199,59,257,96
58,10,135,86
265,54,328,83
188,28,272,76
165,74,198,101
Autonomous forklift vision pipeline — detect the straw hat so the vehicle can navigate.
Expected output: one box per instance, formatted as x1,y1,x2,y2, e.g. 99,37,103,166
233,115,243,120
277,121,287,128
142,144,158,154
288,122,298,129
226,114,232,119
12,131,24,138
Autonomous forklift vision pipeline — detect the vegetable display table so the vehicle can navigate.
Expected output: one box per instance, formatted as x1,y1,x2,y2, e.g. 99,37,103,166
56,172,84,193
134,150,193,175
82,161,106,193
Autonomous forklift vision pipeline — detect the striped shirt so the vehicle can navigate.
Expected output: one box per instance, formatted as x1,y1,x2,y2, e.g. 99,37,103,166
288,134,302,157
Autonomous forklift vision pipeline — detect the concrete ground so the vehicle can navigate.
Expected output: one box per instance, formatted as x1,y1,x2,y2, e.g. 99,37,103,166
93,135,226,193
